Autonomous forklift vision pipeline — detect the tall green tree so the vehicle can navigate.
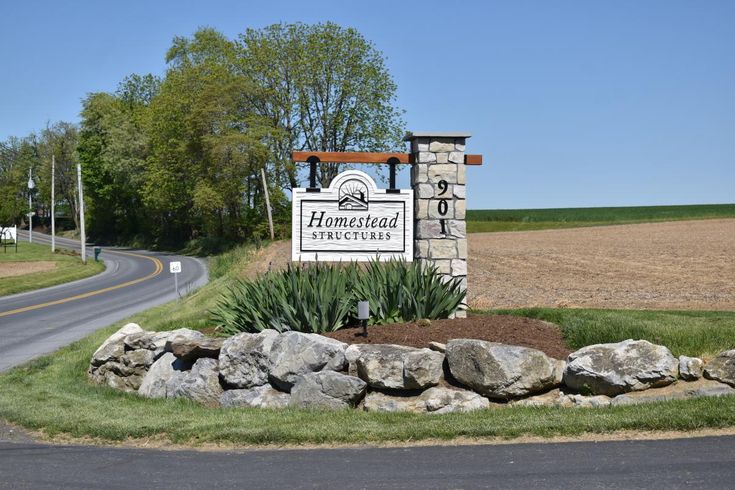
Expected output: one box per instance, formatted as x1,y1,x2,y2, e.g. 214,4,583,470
78,74,158,241
38,122,81,230
145,29,271,244
74,22,406,246
0,137,34,227
238,22,405,187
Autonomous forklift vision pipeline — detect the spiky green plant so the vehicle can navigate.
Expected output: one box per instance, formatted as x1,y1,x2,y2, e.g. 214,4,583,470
210,259,466,334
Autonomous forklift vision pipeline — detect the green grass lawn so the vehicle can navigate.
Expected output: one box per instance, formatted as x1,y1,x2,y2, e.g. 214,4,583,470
491,308,735,359
467,203,735,233
0,241,105,296
1,239,734,446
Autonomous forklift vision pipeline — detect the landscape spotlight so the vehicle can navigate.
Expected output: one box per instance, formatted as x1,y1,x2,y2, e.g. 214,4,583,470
357,301,369,337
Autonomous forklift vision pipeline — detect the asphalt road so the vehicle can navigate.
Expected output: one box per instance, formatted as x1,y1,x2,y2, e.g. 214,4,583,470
0,435,734,489
0,232,208,372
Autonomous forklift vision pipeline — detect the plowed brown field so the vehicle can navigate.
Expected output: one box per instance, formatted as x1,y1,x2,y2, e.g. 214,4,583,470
469,219,735,310
241,219,735,311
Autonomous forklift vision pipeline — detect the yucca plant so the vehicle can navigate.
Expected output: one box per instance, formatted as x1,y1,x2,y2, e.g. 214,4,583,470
211,262,355,335
398,261,466,320
351,259,411,325
211,259,466,335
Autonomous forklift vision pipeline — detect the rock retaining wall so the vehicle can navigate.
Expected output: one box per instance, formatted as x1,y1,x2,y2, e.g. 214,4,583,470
89,324,735,413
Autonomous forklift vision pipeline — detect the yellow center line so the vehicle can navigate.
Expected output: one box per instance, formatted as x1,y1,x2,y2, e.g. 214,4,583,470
0,250,164,318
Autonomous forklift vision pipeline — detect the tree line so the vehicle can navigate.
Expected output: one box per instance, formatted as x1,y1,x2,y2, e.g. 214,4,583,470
0,122,82,231
0,22,404,249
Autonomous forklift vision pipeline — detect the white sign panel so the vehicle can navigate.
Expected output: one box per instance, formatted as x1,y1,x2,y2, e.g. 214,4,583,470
292,170,413,262
169,261,182,274
0,226,17,241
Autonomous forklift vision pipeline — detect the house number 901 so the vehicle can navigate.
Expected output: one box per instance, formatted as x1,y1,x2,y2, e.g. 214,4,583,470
437,179,449,234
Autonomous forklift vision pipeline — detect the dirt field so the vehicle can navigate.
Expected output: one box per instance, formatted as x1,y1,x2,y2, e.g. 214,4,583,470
241,219,735,311
469,219,735,310
0,261,57,279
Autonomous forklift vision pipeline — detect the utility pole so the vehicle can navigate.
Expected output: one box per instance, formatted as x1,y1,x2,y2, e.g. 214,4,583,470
51,155,56,252
77,163,86,263
260,167,274,240
27,168,34,243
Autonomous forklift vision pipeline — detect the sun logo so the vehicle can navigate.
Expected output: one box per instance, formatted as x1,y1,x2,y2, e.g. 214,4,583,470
338,179,369,211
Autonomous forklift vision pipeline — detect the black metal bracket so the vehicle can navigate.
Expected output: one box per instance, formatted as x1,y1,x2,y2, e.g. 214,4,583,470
307,155,320,192
386,157,400,193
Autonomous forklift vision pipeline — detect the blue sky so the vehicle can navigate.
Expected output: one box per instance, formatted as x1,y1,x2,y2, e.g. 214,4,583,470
1,0,733,209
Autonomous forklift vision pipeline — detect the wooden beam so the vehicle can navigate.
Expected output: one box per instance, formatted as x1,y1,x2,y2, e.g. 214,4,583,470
465,154,483,165
291,151,484,166
291,151,411,164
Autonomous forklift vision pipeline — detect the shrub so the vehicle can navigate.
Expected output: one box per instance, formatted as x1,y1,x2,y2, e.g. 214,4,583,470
351,259,466,325
210,260,465,335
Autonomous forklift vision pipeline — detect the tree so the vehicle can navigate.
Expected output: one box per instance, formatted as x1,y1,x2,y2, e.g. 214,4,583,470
0,137,31,226
78,74,158,241
238,22,405,187
73,22,406,246
38,122,80,230
145,30,271,244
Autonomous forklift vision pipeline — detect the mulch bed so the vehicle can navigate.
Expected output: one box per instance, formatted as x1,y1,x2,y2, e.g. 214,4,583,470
322,314,572,360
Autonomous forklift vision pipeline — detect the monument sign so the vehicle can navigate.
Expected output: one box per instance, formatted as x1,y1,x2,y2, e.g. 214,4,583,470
291,170,413,261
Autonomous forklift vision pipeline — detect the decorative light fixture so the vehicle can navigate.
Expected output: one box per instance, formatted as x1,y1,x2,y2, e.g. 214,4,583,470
357,301,370,337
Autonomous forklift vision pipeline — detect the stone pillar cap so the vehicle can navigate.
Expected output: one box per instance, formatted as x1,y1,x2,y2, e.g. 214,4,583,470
404,131,472,141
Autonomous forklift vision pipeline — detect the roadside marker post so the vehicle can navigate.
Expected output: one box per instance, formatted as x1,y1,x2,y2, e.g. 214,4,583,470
51,155,56,252
170,261,182,298
27,169,34,244
77,164,86,264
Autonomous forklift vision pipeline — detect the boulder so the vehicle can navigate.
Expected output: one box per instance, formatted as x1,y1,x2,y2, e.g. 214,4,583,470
353,344,444,390
563,340,679,396
124,329,190,358
118,327,208,356
419,387,491,414
704,350,735,387
362,391,417,413
510,389,612,408
565,393,612,408
138,353,191,398
123,331,158,351
90,323,143,366
88,362,144,393
446,340,563,400
169,336,223,361
219,330,279,388
611,379,735,406
428,341,446,353
89,346,155,392
679,355,704,381
169,358,223,406
403,349,446,389
220,385,291,409
363,387,490,414
268,332,347,391
345,344,361,376
355,344,412,389
121,348,155,370
290,371,367,410
164,329,206,351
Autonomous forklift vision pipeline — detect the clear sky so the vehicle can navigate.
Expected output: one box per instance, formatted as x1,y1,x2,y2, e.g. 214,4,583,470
1,0,733,209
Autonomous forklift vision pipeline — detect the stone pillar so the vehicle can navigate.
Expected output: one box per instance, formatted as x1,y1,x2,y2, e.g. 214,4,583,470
406,132,469,318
